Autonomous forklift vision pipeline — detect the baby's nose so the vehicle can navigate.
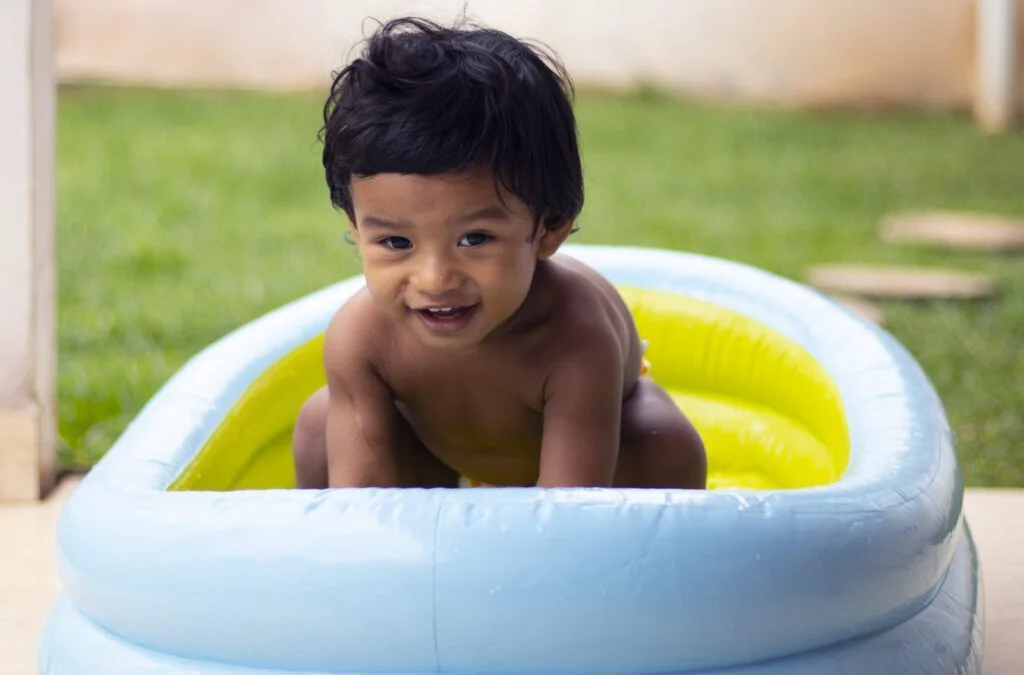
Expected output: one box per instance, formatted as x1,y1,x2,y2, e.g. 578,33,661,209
415,257,462,294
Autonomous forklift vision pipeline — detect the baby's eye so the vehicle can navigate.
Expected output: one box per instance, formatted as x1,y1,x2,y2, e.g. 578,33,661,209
379,236,412,251
458,232,492,247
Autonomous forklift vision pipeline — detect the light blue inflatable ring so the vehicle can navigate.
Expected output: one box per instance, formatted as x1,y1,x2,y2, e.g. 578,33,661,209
39,245,983,674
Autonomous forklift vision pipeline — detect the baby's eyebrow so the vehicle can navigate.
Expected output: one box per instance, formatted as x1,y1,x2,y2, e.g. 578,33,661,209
361,215,410,229
361,206,509,230
453,205,509,225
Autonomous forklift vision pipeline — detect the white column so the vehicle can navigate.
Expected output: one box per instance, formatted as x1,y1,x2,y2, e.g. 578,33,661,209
974,0,1019,132
0,0,57,500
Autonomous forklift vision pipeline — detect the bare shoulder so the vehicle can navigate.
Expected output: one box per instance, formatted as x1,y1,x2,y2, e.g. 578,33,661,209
322,287,391,378
550,254,635,322
543,255,639,355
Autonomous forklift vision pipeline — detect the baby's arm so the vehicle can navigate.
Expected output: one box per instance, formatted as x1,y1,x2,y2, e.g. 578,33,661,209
322,308,403,488
536,334,624,488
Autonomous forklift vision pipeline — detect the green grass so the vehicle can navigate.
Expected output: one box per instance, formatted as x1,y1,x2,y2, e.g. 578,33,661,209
57,85,1024,485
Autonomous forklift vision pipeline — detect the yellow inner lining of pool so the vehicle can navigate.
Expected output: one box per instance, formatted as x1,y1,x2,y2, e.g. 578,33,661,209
171,286,849,491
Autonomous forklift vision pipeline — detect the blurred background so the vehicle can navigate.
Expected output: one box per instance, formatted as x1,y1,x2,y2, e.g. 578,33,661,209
49,0,1023,484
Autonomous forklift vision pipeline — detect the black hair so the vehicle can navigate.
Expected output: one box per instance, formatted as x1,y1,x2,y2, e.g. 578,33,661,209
320,16,583,232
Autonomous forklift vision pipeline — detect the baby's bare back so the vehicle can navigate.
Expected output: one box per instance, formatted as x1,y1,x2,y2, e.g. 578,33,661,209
359,256,645,485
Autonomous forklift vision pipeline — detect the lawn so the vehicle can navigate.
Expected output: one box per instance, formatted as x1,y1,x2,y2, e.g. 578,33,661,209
57,85,1024,485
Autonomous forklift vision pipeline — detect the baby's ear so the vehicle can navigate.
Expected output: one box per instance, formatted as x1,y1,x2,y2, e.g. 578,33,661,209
535,218,575,259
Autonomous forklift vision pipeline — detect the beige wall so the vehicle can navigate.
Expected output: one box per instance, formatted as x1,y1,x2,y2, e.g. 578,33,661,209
53,0,1023,109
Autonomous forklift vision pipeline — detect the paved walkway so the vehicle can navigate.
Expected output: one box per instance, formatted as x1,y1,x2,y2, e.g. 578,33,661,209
3,479,1022,674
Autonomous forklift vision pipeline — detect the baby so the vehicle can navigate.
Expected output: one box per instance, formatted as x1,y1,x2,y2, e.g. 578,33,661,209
292,17,706,489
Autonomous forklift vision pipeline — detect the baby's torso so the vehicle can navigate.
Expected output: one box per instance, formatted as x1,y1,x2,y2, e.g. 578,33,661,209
386,350,547,485
370,255,645,486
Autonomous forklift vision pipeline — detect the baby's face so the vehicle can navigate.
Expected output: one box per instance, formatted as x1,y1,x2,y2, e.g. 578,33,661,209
349,167,558,351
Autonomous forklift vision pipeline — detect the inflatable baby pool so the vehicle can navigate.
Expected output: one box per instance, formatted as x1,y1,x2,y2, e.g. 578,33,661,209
39,244,983,674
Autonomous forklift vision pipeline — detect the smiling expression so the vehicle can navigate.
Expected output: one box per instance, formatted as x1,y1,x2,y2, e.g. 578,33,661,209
348,167,570,351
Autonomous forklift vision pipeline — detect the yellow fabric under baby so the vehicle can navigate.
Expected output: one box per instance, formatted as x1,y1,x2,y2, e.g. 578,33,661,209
639,339,652,379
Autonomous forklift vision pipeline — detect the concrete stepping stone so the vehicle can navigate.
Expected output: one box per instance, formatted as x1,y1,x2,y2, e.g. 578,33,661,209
880,211,1024,252
807,264,997,300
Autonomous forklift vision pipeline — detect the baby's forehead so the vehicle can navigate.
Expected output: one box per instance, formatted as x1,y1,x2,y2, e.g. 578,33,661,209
353,168,499,197
352,171,531,223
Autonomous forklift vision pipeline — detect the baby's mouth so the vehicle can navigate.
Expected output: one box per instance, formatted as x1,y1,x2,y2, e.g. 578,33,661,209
412,304,480,332
420,306,470,318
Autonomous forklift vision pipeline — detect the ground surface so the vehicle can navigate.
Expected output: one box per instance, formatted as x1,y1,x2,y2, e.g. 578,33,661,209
57,86,1024,484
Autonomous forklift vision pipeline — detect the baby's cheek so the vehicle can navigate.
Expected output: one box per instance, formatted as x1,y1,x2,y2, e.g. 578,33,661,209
362,277,401,311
